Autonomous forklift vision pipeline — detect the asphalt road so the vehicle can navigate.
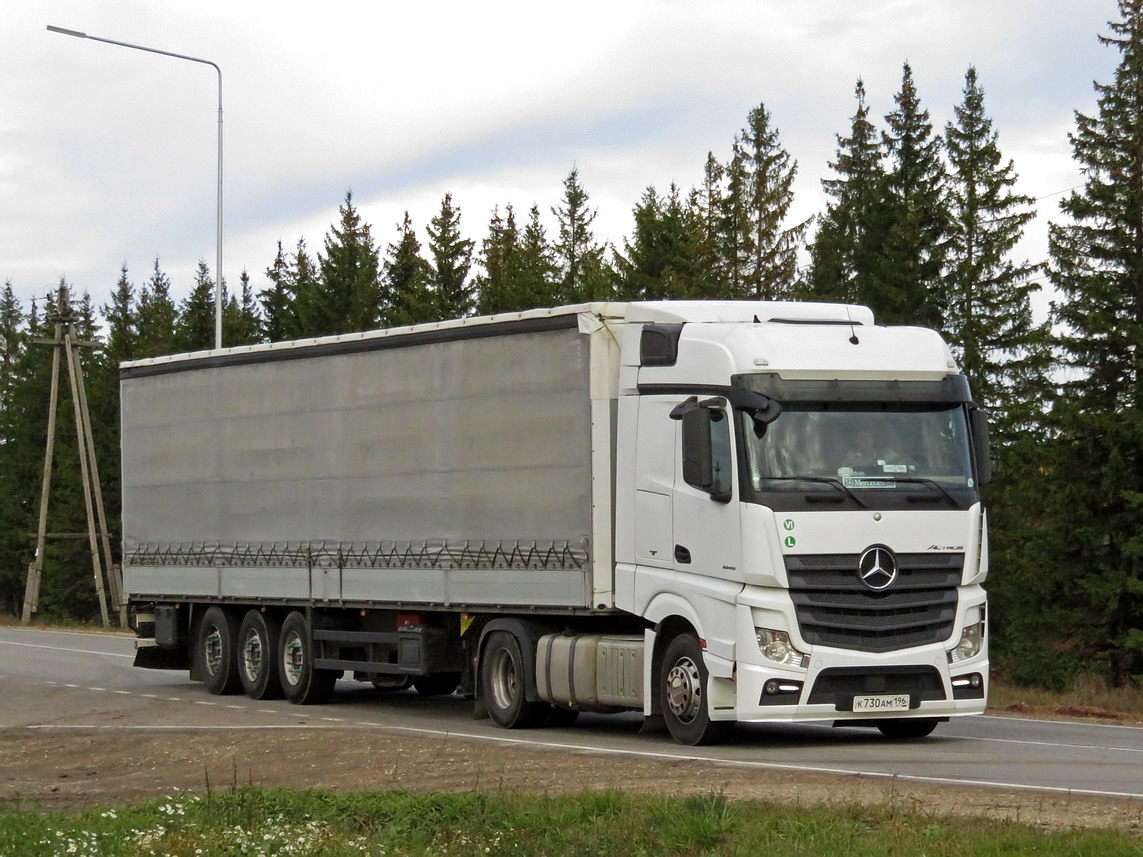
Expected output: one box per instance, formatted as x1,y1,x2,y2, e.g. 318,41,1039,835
1,626,1140,800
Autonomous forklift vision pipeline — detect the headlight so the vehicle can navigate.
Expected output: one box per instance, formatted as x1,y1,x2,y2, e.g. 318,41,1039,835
947,609,986,663
755,628,808,668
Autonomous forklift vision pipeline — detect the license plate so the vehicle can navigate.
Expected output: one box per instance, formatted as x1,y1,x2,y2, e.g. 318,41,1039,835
852,694,910,713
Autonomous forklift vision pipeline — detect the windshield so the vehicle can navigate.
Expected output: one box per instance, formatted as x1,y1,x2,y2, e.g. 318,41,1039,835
743,404,978,510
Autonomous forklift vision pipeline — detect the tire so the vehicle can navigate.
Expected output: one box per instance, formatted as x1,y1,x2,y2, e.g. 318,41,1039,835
279,611,337,705
660,633,731,746
876,718,939,739
412,673,461,696
237,610,284,700
480,631,547,728
196,606,242,695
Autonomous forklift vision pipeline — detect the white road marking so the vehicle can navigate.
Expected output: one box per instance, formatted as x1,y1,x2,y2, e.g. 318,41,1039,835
0,640,134,659
945,733,1143,755
979,713,1143,732
18,720,1143,801
12,673,1143,800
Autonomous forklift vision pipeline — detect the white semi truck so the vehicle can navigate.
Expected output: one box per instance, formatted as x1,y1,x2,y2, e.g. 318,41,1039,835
123,300,990,745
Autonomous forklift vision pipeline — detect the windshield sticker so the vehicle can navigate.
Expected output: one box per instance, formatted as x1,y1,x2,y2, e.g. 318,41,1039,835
843,476,896,489
882,464,908,473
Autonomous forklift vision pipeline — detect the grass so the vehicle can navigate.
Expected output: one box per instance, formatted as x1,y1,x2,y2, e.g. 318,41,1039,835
989,674,1143,724
0,787,1140,857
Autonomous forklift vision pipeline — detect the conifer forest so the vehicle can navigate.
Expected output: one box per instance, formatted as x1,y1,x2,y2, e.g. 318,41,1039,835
4,3,1143,691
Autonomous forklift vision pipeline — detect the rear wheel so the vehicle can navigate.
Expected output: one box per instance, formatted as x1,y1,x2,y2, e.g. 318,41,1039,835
660,633,731,746
237,610,284,700
480,631,547,728
876,718,939,739
196,606,242,695
279,611,337,705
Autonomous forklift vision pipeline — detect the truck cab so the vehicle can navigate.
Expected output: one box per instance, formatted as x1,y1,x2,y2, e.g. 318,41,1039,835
612,301,989,743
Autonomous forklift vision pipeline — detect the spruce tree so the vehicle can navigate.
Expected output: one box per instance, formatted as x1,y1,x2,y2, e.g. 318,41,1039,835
318,190,382,334
475,204,524,315
382,212,435,327
225,269,262,346
427,193,475,320
103,266,137,365
878,63,949,326
719,151,750,299
552,168,611,303
616,185,703,300
943,66,1050,437
732,104,807,300
0,281,26,612
518,205,559,309
175,260,216,352
808,79,890,306
1046,0,1143,685
260,241,296,342
0,280,24,412
136,259,178,358
289,238,323,339
687,153,730,299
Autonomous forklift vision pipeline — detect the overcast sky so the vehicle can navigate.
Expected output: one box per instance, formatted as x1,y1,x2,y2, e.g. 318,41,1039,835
0,0,1123,320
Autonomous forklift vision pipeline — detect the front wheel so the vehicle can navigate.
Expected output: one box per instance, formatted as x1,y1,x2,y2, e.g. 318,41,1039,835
480,631,547,728
660,633,731,746
876,718,939,739
279,611,337,705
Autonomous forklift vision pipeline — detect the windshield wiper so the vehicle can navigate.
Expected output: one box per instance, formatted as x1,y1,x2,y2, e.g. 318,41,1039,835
759,476,868,508
892,476,961,507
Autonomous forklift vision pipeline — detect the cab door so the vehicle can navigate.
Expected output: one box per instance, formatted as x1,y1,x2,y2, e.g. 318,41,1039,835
670,398,743,581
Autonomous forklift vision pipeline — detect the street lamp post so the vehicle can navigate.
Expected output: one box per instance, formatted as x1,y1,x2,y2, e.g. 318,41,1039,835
47,24,224,350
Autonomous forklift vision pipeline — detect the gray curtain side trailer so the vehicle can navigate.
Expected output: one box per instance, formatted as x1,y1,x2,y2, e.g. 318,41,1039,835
122,304,630,721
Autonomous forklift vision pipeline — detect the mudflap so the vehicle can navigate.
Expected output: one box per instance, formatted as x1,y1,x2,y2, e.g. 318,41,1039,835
133,645,190,670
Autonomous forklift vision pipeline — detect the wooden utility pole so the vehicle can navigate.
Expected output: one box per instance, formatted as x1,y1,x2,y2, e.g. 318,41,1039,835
21,284,123,626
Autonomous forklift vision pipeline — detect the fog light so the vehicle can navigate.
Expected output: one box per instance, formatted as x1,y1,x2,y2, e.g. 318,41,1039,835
951,672,985,699
760,677,803,705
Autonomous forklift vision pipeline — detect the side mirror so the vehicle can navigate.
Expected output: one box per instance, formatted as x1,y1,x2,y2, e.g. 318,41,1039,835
681,407,715,490
672,399,733,503
970,407,992,486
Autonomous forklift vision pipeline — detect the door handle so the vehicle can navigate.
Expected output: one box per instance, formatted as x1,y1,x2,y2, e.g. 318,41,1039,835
674,545,692,564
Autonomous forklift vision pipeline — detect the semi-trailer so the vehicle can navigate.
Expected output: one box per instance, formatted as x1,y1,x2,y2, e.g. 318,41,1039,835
123,300,990,745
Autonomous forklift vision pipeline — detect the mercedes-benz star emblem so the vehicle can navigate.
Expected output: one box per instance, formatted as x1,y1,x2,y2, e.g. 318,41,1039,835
858,546,898,591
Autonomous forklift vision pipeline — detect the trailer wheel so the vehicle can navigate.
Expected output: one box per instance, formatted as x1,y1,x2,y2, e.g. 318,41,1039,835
279,611,337,704
480,631,546,728
660,633,731,746
876,718,939,739
413,673,461,696
196,606,242,695
238,610,284,700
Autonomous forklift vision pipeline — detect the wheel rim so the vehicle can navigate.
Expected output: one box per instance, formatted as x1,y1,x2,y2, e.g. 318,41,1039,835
282,630,304,687
665,656,702,724
488,646,518,712
203,625,224,678
242,630,263,683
